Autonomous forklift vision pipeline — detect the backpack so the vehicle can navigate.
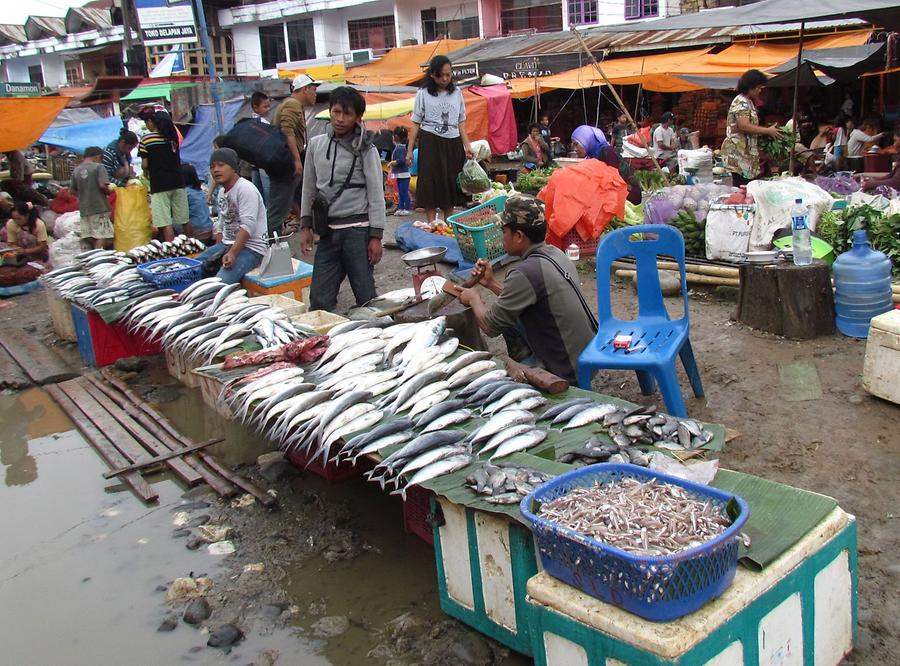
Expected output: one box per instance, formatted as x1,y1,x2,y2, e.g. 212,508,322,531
221,118,294,179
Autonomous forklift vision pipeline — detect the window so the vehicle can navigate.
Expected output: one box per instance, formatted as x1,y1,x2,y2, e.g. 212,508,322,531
568,0,598,25
65,63,81,85
259,23,286,70
286,18,315,62
500,0,563,35
104,53,124,76
28,65,43,87
625,0,659,20
347,15,396,52
421,8,437,43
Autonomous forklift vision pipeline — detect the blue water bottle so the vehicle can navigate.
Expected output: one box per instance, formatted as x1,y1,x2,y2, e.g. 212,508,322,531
790,199,812,266
832,229,893,338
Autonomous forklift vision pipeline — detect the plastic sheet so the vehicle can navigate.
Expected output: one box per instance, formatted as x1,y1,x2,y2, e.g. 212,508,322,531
539,160,627,240
394,222,462,266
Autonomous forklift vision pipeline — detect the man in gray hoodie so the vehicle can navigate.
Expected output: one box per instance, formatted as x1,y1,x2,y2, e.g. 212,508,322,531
299,86,385,312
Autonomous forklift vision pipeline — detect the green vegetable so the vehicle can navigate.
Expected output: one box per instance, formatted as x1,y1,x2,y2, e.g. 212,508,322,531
634,170,667,193
515,165,557,194
759,124,798,164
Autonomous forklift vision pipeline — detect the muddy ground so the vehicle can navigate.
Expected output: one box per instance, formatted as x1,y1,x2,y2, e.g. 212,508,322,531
1,211,897,664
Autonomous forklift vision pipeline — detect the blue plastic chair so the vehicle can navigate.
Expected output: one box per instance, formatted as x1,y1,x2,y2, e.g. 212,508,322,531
577,224,703,417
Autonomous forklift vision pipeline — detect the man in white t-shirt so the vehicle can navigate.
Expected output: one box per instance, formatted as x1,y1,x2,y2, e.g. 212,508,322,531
195,147,269,284
653,112,678,168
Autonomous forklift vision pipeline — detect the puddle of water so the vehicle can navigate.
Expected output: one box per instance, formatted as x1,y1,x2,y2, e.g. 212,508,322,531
0,388,321,665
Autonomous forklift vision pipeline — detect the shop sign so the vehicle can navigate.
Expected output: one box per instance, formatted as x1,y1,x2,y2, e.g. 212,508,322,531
480,53,587,80
453,61,480,81
135,0,198,46
0,82,41,97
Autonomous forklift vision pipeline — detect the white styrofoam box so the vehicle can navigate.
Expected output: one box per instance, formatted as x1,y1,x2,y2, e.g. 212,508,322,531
439,499,474,610
862,309,900,404
475,511,517,631
758,593,803,666
814,551,853,666
544,633,588,666
704,642,744,665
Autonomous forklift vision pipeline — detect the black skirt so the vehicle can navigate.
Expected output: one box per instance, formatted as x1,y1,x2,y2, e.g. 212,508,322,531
416,130,465,210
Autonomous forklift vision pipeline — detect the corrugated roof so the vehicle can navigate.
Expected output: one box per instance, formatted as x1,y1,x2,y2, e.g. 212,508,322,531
24,16,66,40
0,24,26,46
447,20,871,63
65,7,114,33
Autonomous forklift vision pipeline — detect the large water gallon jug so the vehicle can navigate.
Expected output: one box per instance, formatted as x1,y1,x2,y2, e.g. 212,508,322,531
832,229,893,338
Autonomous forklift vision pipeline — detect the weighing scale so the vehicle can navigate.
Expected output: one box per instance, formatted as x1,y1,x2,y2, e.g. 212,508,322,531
401,246,448,301
257,232,295,280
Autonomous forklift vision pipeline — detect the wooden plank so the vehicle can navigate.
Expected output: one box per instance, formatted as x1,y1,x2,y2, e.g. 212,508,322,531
84,374,237,497
100,368,276,507
57,379,156,466
103,438,223,478
78,380,204,487
44,384,158,504
0,327,78,385
0,346,30,390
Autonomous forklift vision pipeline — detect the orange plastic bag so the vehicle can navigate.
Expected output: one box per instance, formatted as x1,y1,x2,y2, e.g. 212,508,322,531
113,183,152,252
539,160,627,241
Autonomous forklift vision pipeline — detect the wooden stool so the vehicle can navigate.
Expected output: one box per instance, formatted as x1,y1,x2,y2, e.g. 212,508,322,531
736,260,835,339
241,258,313,302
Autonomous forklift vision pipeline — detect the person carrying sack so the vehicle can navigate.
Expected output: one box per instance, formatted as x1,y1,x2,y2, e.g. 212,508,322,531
299,87,385,312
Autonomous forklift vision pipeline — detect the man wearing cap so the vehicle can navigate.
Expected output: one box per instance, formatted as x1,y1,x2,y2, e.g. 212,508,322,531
267,74,320,234
457,195,597,385
194,148,269,284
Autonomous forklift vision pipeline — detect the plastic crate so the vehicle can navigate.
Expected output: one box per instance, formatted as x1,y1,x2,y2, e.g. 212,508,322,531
547,228,600,258
402,484,435,546
520,463,750,622
137,257,202,293
448,195,507,264
285,442,360,482
248,294,308,317
71,303,161,367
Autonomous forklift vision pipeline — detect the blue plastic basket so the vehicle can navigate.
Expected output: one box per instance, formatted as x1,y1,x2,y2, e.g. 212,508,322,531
520,463,749,622
448,195,507,264
137,257,202,293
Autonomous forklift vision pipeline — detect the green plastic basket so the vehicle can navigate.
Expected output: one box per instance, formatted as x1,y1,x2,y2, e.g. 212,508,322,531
448,195,507,264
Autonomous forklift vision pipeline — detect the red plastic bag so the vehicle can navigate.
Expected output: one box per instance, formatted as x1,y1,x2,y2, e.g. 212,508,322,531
49,188,79,214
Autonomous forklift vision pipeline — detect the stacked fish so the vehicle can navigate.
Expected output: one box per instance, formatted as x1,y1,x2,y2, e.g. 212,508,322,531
127,236,206,262
465,464,553,505
42,249,158,309
117,277,312,364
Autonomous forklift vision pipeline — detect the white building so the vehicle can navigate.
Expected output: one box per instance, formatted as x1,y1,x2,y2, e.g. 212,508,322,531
218,0,693,76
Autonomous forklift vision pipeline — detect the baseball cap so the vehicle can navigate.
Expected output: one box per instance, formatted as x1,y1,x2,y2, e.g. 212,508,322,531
661,111,675,122
501,195,545,228
291,74,322,91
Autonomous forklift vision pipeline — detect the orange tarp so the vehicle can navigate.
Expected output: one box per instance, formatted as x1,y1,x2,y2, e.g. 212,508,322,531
504,30,873,98
539,160,627,241
0,96,69,152
359,90,489,143
346,39,479,87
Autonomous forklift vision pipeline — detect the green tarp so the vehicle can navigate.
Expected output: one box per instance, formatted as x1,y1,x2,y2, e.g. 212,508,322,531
122,82,197,102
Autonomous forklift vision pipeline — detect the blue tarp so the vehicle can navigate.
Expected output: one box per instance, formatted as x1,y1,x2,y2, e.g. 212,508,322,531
394,222,462,266
180,98,245,181
38,117,123,154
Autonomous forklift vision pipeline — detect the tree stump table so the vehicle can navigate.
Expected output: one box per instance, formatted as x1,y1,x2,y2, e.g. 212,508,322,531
736,260,835,339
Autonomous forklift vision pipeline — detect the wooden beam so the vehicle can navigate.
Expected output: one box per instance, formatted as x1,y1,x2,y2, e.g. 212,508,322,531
103,438,224,478
78,379,204,486
0,328,77,385
84,373,236,497
44,385,158,503
100,369,276,507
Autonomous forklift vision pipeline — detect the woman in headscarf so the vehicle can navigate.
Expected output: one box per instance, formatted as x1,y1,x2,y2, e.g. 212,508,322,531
571,125,641,204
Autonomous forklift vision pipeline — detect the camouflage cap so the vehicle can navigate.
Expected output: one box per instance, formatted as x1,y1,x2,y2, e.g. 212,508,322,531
501,194,545,228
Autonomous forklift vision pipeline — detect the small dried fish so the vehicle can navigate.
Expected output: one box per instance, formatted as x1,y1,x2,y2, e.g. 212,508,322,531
538,477,731,556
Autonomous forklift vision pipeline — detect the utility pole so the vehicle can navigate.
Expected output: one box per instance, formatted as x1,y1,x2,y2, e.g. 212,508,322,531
120,0,145,77
193,0,225,134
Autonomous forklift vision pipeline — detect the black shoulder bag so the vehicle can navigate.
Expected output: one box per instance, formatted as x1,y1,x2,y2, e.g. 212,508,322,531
311,153,358,237
530,250,600,332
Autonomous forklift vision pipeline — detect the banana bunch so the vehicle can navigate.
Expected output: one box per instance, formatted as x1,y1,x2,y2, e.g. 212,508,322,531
671,210,706,257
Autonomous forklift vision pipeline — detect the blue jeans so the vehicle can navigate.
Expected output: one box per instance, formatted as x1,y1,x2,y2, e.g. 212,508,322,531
252,168,270,206
309,227,376,312
195,242,263,284
266,173,301,235
397,177,411,210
